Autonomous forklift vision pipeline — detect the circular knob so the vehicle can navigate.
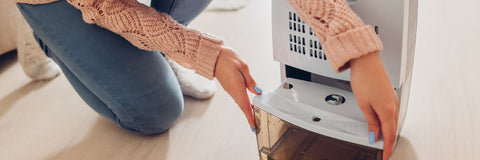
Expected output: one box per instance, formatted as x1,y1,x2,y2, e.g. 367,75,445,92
325,94,346,105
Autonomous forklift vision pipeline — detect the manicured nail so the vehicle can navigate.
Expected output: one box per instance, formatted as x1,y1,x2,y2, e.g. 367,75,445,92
250,125,256,133
369,131,375,144
254,86,263,94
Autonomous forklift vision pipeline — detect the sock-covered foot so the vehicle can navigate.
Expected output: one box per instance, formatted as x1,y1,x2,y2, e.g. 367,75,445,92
165,57,216,99
21,58,61,81
17,16,61,81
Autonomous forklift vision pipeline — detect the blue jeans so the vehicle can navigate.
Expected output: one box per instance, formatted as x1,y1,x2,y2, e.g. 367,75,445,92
17,0,212,135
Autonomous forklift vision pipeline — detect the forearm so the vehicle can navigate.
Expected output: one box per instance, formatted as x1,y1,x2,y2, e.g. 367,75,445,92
66,0,223,79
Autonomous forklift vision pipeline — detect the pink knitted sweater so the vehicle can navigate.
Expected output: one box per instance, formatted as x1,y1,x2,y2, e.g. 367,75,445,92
16,0,382,78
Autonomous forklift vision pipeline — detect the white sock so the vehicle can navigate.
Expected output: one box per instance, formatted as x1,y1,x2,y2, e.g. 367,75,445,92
165,57,216,99
17,15,60,81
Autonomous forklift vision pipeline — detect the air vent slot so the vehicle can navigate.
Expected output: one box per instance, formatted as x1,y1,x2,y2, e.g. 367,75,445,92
288,11,327,62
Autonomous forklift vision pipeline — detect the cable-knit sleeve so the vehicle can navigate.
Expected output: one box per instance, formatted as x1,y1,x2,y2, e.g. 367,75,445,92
287,0,383,72
67,0,223,79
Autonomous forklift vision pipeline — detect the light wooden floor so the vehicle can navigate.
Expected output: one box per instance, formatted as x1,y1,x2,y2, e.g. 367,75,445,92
1,0,480,160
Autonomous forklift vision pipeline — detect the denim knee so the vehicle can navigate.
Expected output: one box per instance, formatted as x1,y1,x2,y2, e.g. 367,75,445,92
117,93,184,135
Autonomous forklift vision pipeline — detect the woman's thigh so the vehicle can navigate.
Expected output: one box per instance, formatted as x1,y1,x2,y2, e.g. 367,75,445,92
17,1,184,134
151,0,212,25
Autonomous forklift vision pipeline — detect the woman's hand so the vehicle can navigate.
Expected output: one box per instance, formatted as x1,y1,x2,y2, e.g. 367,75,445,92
350,52,399,160
215,46,261,129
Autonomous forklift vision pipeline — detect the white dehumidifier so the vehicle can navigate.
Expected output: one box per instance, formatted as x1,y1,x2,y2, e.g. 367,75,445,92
252,0,418,159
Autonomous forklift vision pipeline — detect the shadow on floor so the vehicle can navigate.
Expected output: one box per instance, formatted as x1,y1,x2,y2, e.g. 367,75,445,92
0,80,52,118
0,50,18,75
392,135,418,160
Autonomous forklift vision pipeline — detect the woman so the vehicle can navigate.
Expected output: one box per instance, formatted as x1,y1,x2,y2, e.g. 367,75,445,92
16,0,398,159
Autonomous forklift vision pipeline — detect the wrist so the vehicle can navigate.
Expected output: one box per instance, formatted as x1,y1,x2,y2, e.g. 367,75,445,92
350,51,382,70
323,26,383,73
350,51,391,85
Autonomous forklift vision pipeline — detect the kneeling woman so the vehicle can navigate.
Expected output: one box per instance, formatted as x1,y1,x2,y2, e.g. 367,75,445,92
16,0,397,159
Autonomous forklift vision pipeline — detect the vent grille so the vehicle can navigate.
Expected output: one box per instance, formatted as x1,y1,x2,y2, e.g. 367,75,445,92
288,11,327,61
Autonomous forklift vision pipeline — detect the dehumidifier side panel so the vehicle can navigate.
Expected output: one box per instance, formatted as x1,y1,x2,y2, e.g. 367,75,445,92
398,0,418,135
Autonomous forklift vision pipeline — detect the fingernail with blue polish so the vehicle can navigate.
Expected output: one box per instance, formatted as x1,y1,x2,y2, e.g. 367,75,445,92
254,86,263,94
369,131,375,144
250,125,256,133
